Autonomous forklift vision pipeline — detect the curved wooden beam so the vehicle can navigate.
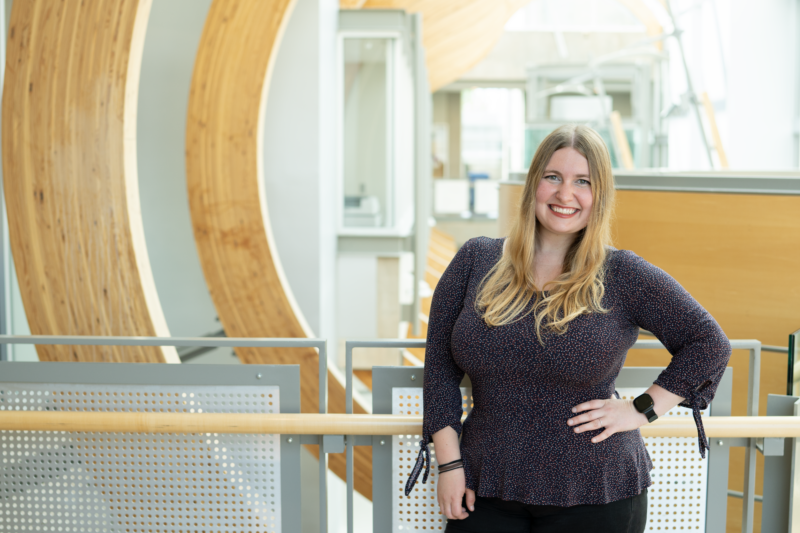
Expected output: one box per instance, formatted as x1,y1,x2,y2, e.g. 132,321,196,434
351,0,664,90
360,0,530,91
185,0,372,498
2,0,177,363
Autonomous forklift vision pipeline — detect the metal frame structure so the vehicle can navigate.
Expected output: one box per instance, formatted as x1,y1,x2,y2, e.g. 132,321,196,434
762,394,800,532
0,335,331,533
346,338,765,533
0,334,784,533
0,360,302,532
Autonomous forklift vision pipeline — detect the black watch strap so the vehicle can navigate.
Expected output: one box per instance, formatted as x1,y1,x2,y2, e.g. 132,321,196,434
641,405,658,423
633,393,659,423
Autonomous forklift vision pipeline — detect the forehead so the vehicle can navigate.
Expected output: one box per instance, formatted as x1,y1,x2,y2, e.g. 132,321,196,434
545,147,589,176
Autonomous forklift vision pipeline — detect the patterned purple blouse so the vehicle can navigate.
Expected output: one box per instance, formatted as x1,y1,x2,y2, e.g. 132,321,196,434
405,237,731,506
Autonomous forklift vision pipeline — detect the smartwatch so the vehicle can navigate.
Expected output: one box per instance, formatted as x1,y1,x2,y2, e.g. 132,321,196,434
633,393,658,423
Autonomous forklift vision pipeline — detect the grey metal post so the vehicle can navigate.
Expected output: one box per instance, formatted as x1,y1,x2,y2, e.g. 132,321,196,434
761,394,800,533
706,368,733,533
345,343,354,533
319,340,328,533
742,344,761,533
791,400,800,531
345,339,425,533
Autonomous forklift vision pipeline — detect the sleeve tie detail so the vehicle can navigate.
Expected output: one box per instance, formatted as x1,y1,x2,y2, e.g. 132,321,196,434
404,439,430,496
690,395,709,459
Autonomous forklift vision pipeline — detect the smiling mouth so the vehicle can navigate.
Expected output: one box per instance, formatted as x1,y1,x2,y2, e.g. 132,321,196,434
549,204,578,215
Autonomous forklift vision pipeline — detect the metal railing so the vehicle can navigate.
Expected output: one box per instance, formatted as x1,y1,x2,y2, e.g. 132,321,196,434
0,335,334,533
345,338,768,533
0,334,789,533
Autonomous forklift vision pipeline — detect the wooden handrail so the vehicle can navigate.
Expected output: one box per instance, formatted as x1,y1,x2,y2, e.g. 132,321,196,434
0,412,798,437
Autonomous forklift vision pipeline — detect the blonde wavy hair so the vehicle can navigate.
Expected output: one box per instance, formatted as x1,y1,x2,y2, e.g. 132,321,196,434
476,124,615,342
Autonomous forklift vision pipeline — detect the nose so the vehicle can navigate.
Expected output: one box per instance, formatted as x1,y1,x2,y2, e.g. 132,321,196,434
554,180,574,203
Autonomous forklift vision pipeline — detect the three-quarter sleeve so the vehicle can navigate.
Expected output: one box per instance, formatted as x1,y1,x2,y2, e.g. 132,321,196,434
615,251,732,457
405,238,473,496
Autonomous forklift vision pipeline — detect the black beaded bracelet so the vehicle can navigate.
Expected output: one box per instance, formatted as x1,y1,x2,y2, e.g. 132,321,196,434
438,459,464,474
438,464,464,474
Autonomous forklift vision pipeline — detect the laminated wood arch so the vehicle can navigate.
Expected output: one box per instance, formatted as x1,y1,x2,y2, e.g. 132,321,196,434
2,0,177,363
351,0,665,90
358,0,531,91
185,0,372,497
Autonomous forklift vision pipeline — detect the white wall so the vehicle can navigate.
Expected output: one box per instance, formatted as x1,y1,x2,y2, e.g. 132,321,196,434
725,0,799,169
138,0,219,338
263,0,338,342
138,0,341,345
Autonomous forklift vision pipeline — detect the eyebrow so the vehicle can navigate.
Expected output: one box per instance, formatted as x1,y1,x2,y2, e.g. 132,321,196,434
544,169,590,178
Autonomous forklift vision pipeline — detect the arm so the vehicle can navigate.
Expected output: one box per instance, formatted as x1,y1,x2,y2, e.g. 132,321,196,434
405,239,474,502
432,426,475,519
569,251,731,455
567,383,684,443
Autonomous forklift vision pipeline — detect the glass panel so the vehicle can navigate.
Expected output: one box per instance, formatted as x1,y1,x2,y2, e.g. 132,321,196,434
342,38,391,228
524,126,635,169
789,329,800,396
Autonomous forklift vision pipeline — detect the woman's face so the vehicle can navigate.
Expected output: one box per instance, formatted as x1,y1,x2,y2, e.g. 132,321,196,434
534,147,593,241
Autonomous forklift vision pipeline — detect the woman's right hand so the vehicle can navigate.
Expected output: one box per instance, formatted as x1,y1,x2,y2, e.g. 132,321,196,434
437,468,475,519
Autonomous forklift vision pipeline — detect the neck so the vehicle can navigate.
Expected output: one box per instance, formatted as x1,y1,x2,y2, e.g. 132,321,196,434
534,230,576,264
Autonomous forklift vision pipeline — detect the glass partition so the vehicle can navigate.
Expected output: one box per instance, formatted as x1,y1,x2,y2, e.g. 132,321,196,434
341,37,392,229
789,329,800,395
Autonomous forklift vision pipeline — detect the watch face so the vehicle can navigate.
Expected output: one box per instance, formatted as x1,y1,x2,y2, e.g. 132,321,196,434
633,394,654,413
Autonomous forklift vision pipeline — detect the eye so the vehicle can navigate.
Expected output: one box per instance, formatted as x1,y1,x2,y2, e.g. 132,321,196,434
544,174,560,182
576,178,591,186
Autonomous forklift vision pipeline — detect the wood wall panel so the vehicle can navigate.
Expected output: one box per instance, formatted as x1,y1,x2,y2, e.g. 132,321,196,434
615,191,800,530
614,191,800,349
498,185,800,350
1,0,177,363
185,0,372,498
359,0,530,91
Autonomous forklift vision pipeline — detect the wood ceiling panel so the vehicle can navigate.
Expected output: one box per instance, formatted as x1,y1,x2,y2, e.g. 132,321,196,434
360,0,529,91
352,0,664,90
186,0,373,498
2,0,177,363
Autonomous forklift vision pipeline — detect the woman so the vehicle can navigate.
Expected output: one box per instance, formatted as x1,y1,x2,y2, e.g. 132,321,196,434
405,125,731,532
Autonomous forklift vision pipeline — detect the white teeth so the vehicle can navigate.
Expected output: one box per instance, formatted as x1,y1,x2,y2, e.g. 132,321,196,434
550,205,577,215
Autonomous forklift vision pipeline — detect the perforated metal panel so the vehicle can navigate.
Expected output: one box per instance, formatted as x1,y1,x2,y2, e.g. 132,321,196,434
617,388,709,532
0,383,282,533
394,386,709,532
392,387,472,532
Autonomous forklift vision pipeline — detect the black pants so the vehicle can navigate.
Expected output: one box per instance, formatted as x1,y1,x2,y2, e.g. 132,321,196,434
445,490,647,533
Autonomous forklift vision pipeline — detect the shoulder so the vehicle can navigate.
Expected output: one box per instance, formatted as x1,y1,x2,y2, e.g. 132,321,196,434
605,248,652,275
459,236,504,265
605,248,682,296
463,236,504,254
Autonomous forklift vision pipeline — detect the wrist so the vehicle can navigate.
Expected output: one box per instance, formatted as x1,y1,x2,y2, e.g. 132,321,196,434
632,394,658,423
438,458,464,474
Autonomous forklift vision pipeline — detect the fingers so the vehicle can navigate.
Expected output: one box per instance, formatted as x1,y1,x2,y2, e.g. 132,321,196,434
440,493,469,520
571,399,606,414
451,494,469,520
441,498,455,520
466,488,476,512
567,408,604,427
572,417,606,433
592,428,614,443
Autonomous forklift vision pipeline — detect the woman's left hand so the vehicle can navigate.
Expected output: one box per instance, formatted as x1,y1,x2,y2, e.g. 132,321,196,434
567,397,649,444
